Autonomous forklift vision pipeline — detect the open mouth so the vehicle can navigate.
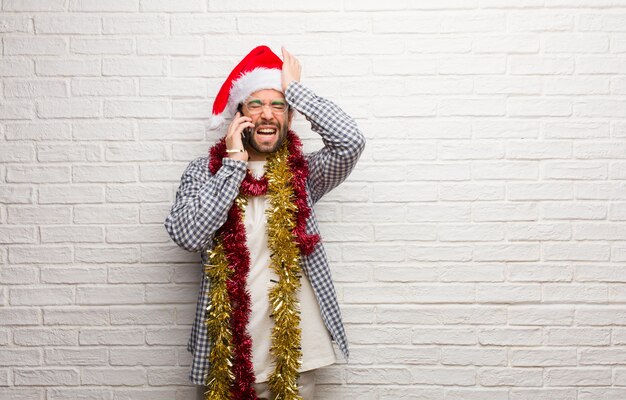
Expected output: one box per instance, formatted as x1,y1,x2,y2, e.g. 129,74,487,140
256,127,277,136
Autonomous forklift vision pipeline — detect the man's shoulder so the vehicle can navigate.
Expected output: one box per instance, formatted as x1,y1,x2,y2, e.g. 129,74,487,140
189,155,209,167
182,155,210,178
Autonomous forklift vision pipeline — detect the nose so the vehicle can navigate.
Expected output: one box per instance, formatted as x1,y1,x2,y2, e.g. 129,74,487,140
261,105,273,120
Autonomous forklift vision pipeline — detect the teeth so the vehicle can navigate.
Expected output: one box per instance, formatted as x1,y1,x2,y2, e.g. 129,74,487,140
258,129,276,134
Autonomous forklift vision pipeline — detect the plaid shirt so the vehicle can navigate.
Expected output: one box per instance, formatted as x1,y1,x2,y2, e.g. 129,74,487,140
164,81,366,385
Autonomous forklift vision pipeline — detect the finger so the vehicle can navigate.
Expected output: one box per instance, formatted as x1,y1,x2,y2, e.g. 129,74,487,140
227,126,242,139
226,120,244,138
229,116,252,128
284,47,294,64
227,120,254,137
232,112,252,120
228,112,240,126
233,116,252,124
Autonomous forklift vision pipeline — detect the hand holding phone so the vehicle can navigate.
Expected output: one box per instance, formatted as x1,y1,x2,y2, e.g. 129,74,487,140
225,111,253,161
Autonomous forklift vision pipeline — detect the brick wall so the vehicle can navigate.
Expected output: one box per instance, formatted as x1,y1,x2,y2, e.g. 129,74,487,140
2,1,626,398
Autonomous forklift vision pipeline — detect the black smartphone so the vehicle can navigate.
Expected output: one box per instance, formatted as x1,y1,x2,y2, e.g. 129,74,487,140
237,104,252,142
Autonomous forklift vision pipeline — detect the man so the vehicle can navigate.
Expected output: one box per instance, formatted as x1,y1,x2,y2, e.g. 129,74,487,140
164,45,365,400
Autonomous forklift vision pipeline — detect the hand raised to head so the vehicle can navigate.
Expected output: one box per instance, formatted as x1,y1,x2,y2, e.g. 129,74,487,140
281,46,301,92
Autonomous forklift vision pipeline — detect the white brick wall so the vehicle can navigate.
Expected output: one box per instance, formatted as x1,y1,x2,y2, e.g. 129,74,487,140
2,1,626,398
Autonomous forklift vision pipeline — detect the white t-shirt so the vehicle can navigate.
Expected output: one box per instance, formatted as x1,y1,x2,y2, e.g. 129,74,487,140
245,160,337,383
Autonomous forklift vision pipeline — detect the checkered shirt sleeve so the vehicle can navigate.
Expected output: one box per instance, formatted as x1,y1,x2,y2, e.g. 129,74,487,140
164,157,247,252
285,81,366,204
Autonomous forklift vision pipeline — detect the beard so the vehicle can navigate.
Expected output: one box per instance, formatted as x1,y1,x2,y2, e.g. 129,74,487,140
244,118,289,154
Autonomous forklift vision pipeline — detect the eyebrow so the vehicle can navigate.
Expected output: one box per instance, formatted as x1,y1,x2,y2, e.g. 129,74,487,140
246,99,287,105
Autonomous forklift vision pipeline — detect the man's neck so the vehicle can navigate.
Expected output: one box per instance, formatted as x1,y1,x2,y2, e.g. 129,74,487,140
245,146,269,162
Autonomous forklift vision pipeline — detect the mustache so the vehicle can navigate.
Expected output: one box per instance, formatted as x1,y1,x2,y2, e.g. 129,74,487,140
254,121,280,129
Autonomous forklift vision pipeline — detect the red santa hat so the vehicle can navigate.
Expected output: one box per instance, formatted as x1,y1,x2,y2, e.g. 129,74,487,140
208,45,283,130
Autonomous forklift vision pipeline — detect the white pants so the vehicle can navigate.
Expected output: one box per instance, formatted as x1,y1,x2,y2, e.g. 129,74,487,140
197,369,316,400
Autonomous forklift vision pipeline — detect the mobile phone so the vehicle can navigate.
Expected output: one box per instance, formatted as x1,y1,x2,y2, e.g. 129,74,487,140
237,104,252,143
237,104,244,140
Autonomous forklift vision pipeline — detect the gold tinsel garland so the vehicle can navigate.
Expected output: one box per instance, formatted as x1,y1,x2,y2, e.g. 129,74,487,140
265,140,303,400
203,239,235,399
